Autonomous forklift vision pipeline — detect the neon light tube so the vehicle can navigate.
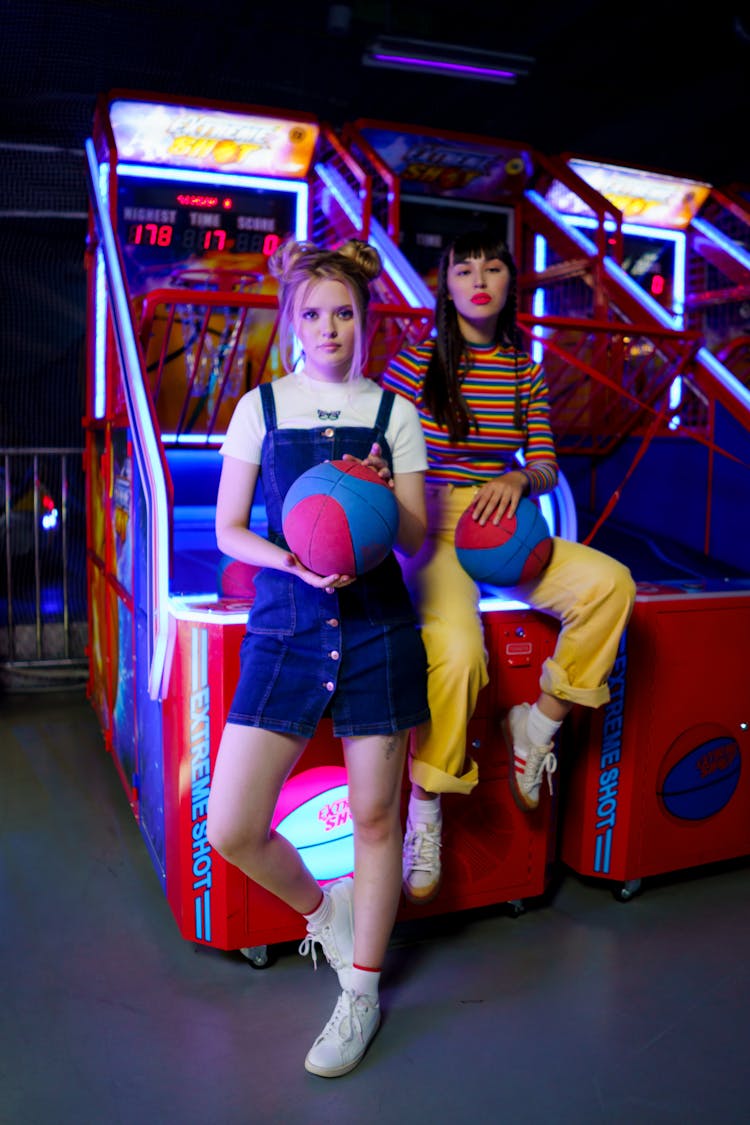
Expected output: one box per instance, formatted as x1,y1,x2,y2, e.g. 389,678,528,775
368,52,517,82
531,233,547,365
86,139,172,699
696,346,750,413
691,217,750,272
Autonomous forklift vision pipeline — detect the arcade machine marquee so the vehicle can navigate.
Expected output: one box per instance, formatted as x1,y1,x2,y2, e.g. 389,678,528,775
347,118,528,291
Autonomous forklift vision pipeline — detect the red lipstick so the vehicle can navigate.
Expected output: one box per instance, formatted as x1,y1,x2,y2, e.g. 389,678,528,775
471,294,491,305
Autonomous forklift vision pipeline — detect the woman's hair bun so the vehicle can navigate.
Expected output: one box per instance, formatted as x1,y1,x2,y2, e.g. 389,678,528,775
267,239,316,280
268,237,382,284
335,238,382,281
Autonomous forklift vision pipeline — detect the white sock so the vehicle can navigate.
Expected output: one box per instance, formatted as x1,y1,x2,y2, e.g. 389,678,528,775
527,703,562,748
303,890,330,926
408,793,441,825
349,966,380,1002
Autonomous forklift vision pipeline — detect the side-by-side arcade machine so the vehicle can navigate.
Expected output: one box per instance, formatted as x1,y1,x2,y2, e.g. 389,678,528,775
84,92,562,963
343,120,750,899
560,577,750,900
539,160,749,898
84,93,316,954
546,156,750,371
536,158,750,894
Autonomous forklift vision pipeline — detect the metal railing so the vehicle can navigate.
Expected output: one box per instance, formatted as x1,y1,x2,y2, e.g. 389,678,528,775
1,447,88,689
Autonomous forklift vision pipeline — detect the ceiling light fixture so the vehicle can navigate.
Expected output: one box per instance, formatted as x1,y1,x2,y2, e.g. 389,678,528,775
362,36,534,85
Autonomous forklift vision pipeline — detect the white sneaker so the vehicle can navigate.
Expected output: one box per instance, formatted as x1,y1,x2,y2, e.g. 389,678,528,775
402,816,442,904
298,876,354,988
503,702,558,811
304,989,381,1078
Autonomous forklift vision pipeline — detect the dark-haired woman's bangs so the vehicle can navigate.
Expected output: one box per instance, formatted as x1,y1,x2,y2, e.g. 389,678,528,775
450,229,509,264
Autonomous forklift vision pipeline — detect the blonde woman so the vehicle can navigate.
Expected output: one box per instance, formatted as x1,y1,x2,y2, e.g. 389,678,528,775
207,239,429,1077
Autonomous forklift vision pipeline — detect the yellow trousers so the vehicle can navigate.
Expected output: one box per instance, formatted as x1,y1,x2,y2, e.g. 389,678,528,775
398,485,636,796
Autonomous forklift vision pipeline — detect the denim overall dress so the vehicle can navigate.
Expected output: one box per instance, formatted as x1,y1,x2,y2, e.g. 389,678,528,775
227,382,430,739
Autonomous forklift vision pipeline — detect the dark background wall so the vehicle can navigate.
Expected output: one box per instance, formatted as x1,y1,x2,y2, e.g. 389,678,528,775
1,0,748,447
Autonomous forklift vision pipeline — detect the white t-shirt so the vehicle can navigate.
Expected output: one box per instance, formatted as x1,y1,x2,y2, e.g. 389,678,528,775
220,372,428,474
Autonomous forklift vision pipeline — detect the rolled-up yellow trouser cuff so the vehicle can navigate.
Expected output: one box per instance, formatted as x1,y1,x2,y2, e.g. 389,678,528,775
540,659,612,709
409,754,479,796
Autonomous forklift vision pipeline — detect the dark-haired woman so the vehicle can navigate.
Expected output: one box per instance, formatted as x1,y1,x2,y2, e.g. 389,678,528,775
382,230,635,905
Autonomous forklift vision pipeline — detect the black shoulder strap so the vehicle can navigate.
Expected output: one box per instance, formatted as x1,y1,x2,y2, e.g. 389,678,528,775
258,381,277,431
374,388,396,432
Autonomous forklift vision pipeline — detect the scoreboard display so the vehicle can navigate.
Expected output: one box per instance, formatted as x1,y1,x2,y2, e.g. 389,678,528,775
121,186,287,257
117,174,299,293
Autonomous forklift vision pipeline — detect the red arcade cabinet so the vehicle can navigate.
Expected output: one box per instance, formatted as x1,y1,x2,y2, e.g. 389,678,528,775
561,579,750,899
84,91,561,965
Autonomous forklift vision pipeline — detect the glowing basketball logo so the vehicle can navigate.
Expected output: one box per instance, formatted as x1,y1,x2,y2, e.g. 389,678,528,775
272,766,354,882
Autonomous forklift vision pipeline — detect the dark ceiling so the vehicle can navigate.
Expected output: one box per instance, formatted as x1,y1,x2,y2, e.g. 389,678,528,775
0,1,748,450
2,0,749,188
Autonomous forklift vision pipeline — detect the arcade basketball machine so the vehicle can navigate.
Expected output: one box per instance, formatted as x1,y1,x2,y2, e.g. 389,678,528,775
546,157,750,381
83,91,559,968
344,120,750,903
335,118,591,916
537,157,750,899
84,91,323,962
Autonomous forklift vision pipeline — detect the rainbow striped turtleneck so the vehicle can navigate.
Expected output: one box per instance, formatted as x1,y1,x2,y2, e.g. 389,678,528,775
382,339,558,493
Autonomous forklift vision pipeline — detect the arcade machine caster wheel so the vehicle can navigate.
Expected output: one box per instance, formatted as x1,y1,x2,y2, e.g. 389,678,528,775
505,899,526,918
613,878,642,903
240,944,271,969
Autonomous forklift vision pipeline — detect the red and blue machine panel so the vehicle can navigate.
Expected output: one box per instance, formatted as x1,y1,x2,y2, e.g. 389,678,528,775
561,579,750,895
159,599,561,950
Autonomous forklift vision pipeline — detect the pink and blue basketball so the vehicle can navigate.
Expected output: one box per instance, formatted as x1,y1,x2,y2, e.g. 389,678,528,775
282,459,398,576
657,723,741,820
217,555,260,600
454,495,552,586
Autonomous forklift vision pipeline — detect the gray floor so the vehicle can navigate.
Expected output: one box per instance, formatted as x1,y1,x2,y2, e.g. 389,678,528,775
3,687,749,1125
